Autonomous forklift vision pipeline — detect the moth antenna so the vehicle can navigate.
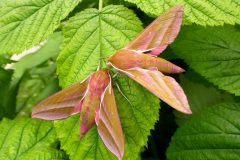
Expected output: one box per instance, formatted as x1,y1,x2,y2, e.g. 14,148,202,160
115,82,132,106
96,61,101,71
112,72,119,78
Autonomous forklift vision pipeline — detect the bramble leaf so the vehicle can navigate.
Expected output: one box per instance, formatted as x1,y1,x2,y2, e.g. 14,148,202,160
0,0,81,54
13,32,62,78
167,103,240,160
179,70,235,113
172,26,240,96
0,118,66,160
57,5,142,87
124,0,240,26
174,70,235,125
16,67,59,116
54,76,159,160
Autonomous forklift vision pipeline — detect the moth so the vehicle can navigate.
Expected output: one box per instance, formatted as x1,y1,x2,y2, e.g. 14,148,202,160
108,5,191,114
32,69,124,159
32,5,190,160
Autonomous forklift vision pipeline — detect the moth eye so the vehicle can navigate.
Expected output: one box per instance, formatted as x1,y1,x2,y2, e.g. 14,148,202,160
142,49,152,54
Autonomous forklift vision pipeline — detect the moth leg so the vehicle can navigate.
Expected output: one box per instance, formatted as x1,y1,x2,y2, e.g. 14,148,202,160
112,72,119,78
114,82,133,106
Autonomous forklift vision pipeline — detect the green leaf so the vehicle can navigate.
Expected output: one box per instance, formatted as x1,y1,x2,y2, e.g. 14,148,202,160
16,63,59,116
0,55,13,66
167,103,240,160
0,68,17,119
171,26,240,96
124,0,240,26
57,5,142,87
13,32,62,78
14,36,60,116
0,118,66,160
179,70,235,113
16,73,59,116
174,70,235,125
55,115,115,160
0,0,81,55
54,76,159,160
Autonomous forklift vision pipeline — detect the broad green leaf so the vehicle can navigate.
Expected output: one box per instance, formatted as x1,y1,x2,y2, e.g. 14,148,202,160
13,32,62,78
57,5,142,87
174,70,235,125
124,0,240,26
171,26,240,96
0,118,66,160
167,103,240,160
54,76,159,160
0,0,81,55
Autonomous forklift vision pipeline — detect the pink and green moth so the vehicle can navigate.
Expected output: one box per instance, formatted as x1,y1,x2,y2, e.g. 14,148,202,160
108,5,191,114
32,5,191,160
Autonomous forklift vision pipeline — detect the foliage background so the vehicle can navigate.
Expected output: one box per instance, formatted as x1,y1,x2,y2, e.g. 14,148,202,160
0,0,240,159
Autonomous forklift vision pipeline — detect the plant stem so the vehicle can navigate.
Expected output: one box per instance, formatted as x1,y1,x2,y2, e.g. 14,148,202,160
99,0,103,11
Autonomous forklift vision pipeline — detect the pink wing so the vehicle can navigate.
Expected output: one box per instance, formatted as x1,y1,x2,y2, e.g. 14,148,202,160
125,68,191,114
79,69,111,138
126,5,183,55
95,84,124,160
32,78,89,120
108,48,184,73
